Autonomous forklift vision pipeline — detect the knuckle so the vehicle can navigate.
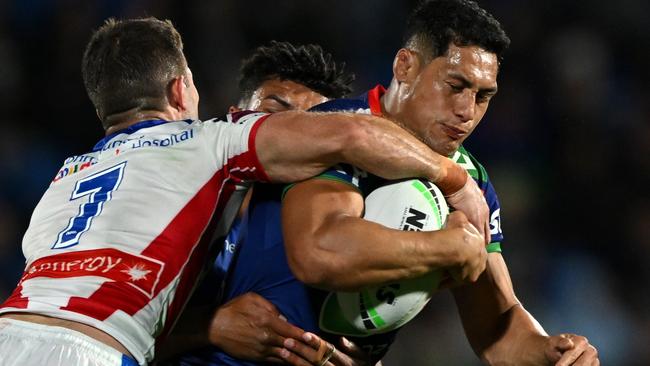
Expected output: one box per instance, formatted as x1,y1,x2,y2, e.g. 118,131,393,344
257,330,271,343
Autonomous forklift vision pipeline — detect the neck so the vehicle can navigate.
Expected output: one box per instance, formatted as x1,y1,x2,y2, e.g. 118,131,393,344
104,109,179,136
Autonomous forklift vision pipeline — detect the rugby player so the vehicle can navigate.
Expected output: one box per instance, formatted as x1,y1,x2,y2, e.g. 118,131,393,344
184,1,600,365
162,40,365,366
0,18,490,366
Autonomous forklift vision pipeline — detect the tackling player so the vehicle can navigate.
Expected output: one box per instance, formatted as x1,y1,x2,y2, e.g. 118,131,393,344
179,1,600,365
0,18,490,366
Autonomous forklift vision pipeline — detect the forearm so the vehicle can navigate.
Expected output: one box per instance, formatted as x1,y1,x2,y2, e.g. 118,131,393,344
287,214,460,291
256,111,466,193
331,113,466,193
479,304,550,366
453,254,550,366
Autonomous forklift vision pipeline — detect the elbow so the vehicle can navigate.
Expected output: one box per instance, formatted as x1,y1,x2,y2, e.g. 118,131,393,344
287,253,333,289
286,246,343,290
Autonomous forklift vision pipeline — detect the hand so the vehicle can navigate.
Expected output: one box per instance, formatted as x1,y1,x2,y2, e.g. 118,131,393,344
545,334,599,366
282,333,378,366
439,211,487,286
208,292,306,363
444,173,490,245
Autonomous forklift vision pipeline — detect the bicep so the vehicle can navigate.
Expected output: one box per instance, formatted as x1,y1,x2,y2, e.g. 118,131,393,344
282,178,364,265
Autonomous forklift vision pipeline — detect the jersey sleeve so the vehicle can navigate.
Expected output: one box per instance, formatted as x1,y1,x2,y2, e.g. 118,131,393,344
482,179,503,252
455,147,504,252
282,164,365,199
201,111,271,183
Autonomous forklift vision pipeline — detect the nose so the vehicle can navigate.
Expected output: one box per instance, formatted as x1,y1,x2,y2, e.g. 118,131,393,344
454,90,476,123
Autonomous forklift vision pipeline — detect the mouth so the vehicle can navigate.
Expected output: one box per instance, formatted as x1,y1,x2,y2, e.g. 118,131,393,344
440,124,469,140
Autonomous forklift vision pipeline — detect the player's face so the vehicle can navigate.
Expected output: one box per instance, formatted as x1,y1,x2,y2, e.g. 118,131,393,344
399,44,499,156
243,79,328,112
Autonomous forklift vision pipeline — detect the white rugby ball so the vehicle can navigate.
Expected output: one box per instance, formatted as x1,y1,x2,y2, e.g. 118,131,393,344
319,179,449,337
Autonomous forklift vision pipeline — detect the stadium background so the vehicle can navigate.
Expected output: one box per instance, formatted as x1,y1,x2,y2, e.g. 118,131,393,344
0,0,647,364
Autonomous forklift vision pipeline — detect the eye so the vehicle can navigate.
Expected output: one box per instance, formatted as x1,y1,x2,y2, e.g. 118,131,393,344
476,93,493,104
447,82,463,92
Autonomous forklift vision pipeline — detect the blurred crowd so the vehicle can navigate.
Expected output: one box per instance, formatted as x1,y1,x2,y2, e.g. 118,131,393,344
0,0,648,364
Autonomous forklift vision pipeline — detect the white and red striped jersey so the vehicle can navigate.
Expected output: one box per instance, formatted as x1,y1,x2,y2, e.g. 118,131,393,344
0,112,270,365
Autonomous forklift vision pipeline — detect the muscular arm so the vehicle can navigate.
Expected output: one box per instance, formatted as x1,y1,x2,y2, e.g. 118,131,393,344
282,178,484,291
452,253,547,365
255,111,465,193
452,253,598,365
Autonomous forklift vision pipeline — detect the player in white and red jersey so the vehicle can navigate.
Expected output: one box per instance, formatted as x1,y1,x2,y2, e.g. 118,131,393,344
0,17,488,366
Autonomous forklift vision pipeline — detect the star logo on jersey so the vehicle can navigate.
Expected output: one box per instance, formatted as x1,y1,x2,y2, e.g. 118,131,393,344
122,263,152,282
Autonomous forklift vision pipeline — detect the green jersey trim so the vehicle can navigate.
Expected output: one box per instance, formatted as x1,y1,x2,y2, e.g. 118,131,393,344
281,173,362,200
486,242,502,253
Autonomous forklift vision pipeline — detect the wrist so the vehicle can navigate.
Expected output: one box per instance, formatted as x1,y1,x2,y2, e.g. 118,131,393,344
436,160,467,196
207,308,225,348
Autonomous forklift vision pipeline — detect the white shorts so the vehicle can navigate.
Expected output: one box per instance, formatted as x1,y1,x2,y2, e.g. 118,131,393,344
0,318,139,366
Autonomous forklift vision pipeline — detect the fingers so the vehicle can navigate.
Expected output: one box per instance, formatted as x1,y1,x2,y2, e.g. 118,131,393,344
553,335,599,366
445,211,469,228
276,344,318,366
445,176,489,245
280,333,333,365
338,337,366,360
572,346,600,366
265,312,306,340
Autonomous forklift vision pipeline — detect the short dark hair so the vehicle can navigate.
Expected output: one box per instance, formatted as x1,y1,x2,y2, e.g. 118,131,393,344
404,0,510,63
238,41,355,105
82,17,187,127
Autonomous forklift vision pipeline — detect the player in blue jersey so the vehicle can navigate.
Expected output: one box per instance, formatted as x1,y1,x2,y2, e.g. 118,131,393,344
163,41,380,366
178,1,599,365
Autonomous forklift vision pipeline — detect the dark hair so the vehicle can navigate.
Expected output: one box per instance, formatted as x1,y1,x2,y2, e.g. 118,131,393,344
404,0,510,63
81,17,187,127
238,41,354,104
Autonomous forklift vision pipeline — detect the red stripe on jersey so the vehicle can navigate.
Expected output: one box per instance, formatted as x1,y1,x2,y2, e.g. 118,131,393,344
155,175,238,346
244,114,271,182
368,85,386,116
61,168,229,321
1,283,28,309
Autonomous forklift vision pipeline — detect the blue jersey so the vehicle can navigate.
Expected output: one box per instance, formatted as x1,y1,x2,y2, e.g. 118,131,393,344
175,86,504,365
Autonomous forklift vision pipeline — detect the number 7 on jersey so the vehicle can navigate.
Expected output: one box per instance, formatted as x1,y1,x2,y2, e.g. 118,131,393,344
52,162,127,249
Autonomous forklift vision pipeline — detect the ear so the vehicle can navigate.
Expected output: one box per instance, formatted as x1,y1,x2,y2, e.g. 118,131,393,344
392,48,422,83
228,105,242,113
168,76,188,112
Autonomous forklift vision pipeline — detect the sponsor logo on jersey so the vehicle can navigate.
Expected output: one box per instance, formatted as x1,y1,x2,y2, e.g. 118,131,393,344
53,155,98,182
99,130,195,152
490,208,502,235
20,248,165,299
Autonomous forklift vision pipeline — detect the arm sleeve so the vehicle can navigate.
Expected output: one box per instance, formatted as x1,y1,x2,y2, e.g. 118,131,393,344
282,164,364,199
201,111,271,183
482,178,504,252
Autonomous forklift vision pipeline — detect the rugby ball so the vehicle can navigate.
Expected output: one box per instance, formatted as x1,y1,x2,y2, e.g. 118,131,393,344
319,179,450,336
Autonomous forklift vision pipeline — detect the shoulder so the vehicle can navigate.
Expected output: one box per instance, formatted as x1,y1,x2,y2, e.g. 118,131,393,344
453,146,490,185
